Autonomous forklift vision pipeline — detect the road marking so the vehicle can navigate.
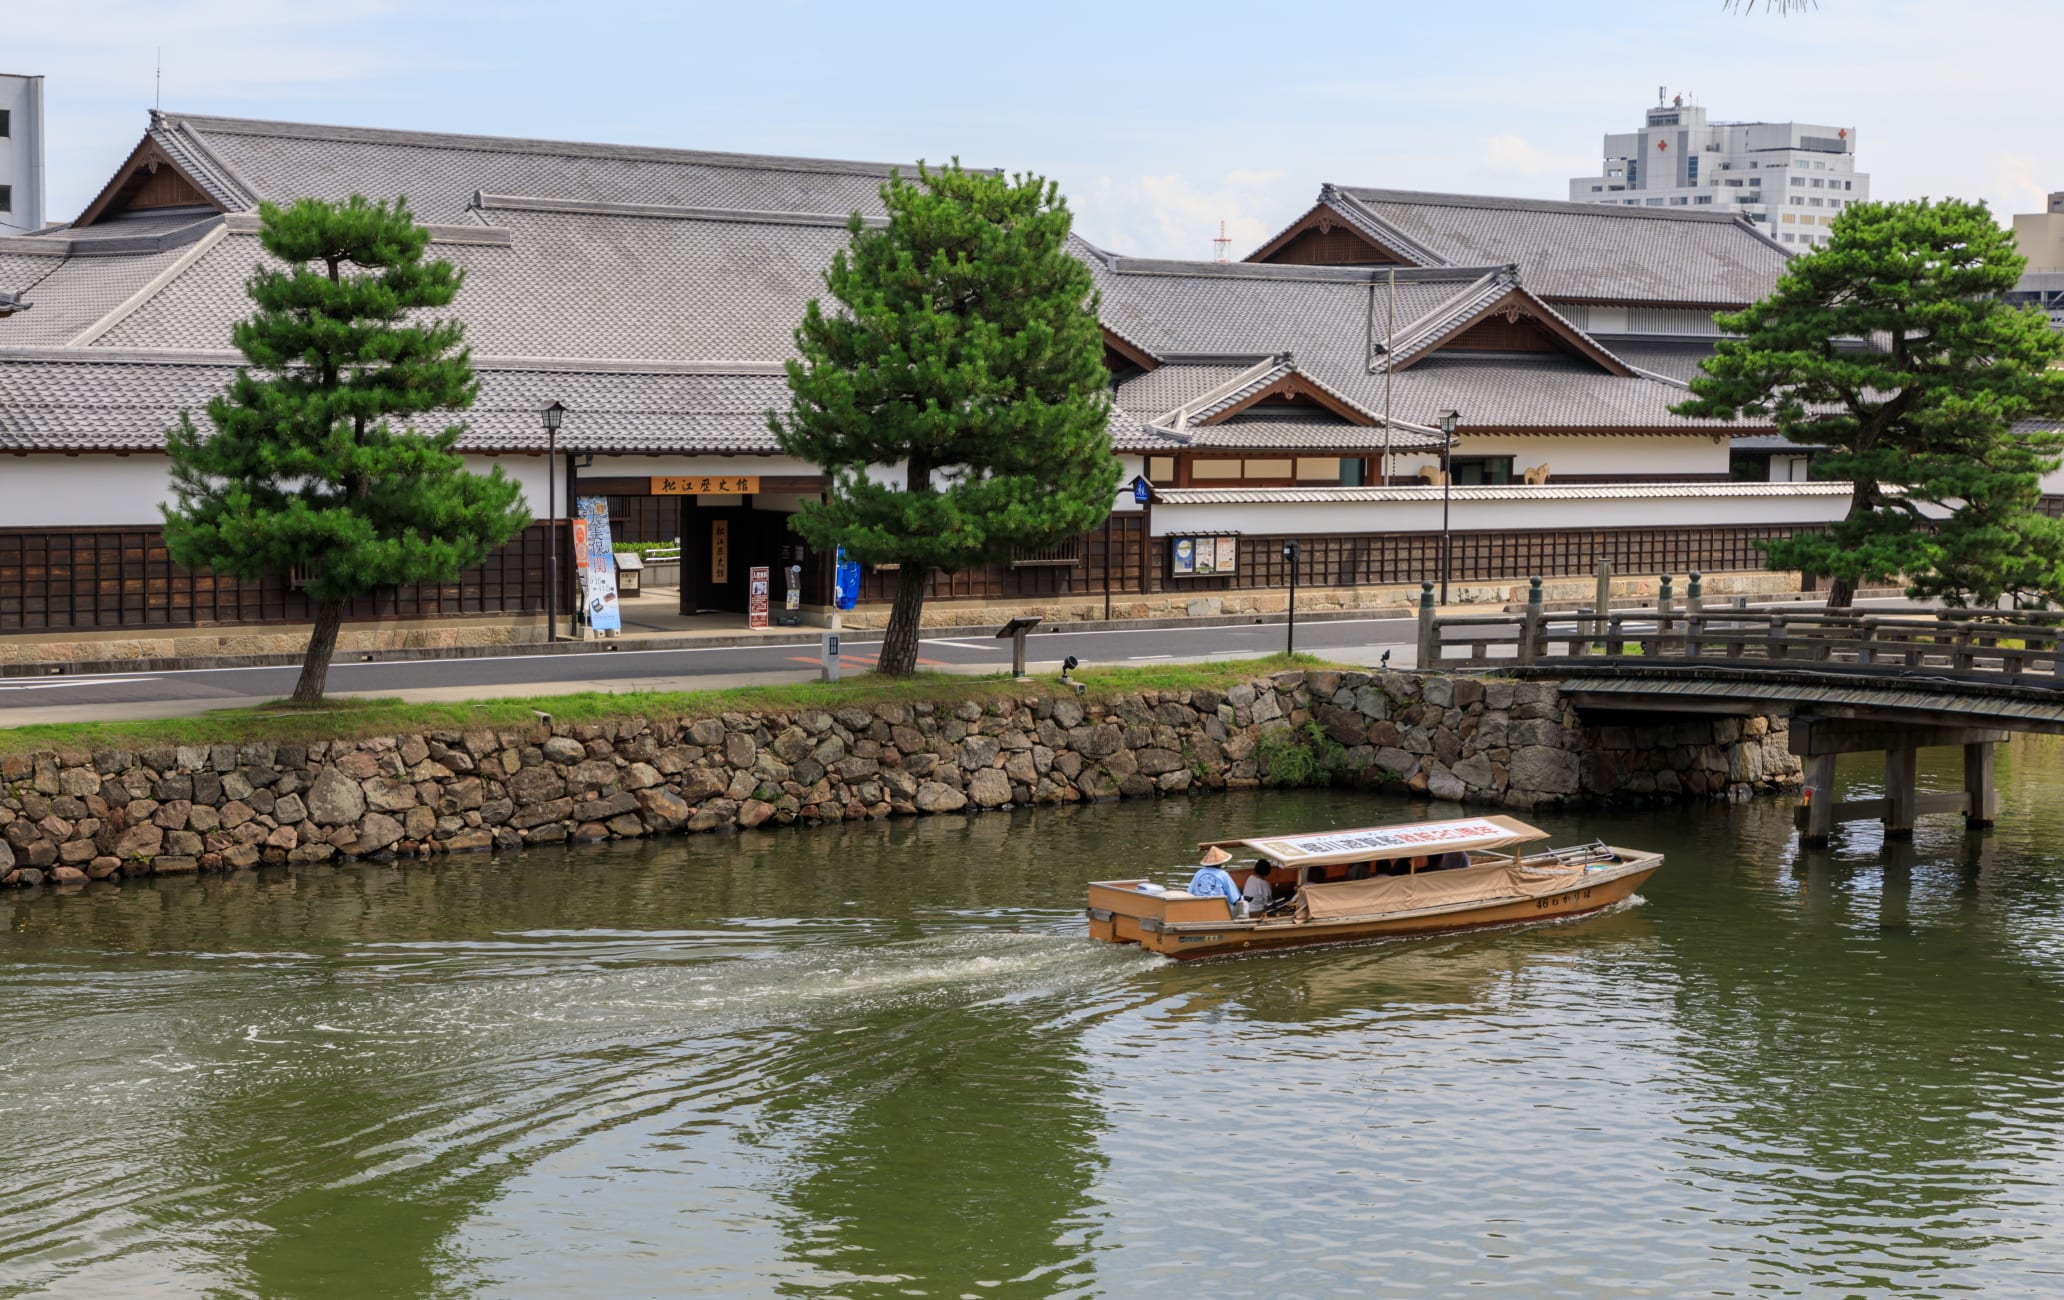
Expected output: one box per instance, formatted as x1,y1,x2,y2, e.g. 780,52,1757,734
1128,655,1174,661
921,639,996,651
0,677,161,692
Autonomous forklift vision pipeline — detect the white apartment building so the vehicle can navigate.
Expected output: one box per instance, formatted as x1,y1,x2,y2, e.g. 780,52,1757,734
1568,91,1866,250
0,74,46,234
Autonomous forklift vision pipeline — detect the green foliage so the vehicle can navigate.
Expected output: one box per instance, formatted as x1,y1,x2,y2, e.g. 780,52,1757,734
162,195,529,700
1256,721,1347,788
1673,198,2064,607
611,540,679,558
772,163,1121,672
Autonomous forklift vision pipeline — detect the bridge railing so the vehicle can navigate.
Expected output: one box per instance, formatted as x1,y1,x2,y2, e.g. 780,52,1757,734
1415,577,2064,686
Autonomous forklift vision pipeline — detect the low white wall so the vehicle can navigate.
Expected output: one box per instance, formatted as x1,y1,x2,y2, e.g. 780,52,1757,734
0,453,553,529
1150,490,1858,537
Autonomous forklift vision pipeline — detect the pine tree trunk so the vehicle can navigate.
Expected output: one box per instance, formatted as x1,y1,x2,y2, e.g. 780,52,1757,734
291,600,346,704
1824,480,1872,611
876,566,929,677
1824,575,1857,610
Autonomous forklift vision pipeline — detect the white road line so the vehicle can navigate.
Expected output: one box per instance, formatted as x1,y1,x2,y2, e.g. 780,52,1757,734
921,639,998,651
1127,654,1174,661
0,677,160,692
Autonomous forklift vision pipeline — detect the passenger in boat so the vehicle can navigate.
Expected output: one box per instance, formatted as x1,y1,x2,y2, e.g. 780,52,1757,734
1188,847,1244,918
1433,851,1472,873
1242,861,1278,915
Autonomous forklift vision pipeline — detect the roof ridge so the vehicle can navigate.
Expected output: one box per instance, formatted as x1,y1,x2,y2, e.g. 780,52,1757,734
1334,184,1764,227
473,193,881,229
1103,256,1500,286
68,225,232,348
160,110,934,179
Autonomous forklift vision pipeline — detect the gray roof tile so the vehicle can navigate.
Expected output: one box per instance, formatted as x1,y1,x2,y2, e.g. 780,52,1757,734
1322,186,1788,307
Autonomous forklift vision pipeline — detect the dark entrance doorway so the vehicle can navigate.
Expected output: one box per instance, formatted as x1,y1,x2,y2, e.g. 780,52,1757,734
681,506,795,615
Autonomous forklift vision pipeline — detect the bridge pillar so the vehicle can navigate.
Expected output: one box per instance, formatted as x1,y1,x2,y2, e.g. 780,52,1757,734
1963,741,1999,831
1883,747,1918,838
1800,753,1837,846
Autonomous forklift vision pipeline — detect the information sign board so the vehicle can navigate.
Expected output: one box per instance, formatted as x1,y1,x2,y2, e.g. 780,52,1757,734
748,565,770,630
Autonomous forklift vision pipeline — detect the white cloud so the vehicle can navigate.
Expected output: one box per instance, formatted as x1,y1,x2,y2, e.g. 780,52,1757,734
1077,170,1300,260
1482,134,1592,181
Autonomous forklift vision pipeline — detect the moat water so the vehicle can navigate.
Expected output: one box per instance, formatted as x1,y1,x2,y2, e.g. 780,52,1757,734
4,740,2064,1298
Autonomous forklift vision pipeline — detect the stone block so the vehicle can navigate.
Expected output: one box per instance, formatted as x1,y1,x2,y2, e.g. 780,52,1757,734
306,768,367,826
914,782,968,812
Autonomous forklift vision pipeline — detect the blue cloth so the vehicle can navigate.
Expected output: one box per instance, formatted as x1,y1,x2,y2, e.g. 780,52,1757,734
1187,865,1243,917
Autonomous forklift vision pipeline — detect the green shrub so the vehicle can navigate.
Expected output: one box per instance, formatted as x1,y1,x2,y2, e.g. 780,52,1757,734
611,539,679,558
1257,720,1347,787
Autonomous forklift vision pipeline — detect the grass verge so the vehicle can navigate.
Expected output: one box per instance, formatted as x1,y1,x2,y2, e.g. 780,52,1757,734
0,653,1340,756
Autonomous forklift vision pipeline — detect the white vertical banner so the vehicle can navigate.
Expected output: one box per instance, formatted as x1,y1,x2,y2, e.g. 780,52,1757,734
576,497,621,634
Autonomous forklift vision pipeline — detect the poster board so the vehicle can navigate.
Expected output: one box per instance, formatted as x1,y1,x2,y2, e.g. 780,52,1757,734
1169,536,1238,577
575,497,621,633
1171,538,1195,576
749,565,770,630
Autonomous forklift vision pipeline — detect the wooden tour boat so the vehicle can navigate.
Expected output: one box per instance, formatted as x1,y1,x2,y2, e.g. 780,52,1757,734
1086,815,1662,960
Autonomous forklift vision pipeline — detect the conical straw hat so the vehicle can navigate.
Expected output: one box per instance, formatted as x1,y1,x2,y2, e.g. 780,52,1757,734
1199,846,1232,866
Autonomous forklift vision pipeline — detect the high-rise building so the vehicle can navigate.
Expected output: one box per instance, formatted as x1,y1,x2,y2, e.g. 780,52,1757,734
1568,90,1866,251
0,73,46,235
2012,191,2064,274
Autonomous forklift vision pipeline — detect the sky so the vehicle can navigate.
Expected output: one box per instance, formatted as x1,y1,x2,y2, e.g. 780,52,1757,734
11,0,2058,258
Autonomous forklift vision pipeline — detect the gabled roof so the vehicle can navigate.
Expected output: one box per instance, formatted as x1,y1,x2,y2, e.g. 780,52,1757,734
118,111,925,224
1249,185,1789,309
1378,272,1635,376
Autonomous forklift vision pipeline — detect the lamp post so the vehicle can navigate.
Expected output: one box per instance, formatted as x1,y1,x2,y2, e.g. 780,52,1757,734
1283,540,1300,658
543,401,566,643
1437,408,1459,606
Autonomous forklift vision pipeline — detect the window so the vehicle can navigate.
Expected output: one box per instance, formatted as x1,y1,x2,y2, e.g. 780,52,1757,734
1783,234,1796,243
1783,213,1796,223
1845,181,1853,190
0,109,10,137
1809,197,1823,207
1645,197,1664,206
1687,156,1699,183
1695,195,1713,204
1672,196,1689,205
1791,176,1805,186
0,185,9,214
1449,457,1513,486
1627,160,1638,186
1590,185,1602,192
1790,196,1804,205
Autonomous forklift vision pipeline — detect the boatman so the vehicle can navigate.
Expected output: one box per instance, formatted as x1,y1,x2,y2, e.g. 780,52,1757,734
1188,846,1244,918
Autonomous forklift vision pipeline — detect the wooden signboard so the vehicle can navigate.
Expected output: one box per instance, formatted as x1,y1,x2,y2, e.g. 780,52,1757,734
711,520,729,584
748,566,770,630
653,475,760,495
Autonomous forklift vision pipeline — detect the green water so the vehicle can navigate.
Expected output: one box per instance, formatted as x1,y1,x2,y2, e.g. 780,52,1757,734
4,739,2064,1298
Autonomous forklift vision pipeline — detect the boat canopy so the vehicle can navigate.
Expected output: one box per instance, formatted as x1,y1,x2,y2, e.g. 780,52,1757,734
1202,815,1547,869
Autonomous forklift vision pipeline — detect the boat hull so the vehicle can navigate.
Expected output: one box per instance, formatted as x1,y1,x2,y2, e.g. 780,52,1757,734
1088,856,1659,960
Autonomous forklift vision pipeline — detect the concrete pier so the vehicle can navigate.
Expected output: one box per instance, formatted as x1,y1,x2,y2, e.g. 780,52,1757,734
1791,718,2007,846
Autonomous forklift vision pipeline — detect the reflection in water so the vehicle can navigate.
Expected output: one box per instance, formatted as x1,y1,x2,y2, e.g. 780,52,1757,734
2,747,2064,1295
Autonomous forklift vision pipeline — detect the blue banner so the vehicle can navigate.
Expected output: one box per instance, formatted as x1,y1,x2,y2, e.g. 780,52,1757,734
575,497,621,633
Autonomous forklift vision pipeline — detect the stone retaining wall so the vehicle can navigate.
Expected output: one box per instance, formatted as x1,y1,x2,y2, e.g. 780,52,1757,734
0,670,1799,888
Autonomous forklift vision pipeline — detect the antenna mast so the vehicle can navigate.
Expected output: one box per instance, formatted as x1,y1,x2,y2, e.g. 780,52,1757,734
1213,220,1231,263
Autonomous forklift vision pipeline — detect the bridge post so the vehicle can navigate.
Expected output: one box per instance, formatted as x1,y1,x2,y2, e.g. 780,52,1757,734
1686,571,1703,616
1518,577,1543,666
1594,558,1612,641
1416,581,1436,668
1800,753,1837,846
1658,573,1674,624
1883,746,1918,838
1963,742,1999,831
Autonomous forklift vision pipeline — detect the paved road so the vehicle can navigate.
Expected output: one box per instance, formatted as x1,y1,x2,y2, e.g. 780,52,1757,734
0,616,1420,725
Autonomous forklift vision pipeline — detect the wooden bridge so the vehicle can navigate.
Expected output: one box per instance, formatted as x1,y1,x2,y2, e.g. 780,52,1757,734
1414,574,2064,846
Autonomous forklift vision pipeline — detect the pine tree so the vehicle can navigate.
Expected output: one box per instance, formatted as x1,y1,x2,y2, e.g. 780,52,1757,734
163,196,530,703
772,164,1119,676
1674,198,2064,607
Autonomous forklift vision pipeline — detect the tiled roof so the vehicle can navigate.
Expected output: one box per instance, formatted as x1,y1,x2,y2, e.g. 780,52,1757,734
0,351,795,453
0,243,203,347
1604,339,1719,386
144,111,920,224
1319,186,1789,307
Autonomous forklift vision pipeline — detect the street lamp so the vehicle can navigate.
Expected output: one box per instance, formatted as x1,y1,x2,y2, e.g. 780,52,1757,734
1283,540,1301,658
1437,408,1460,606
543,401,566,643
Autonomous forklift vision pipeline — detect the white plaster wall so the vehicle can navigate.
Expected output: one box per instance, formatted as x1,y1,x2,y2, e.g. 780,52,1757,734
0,454,177,526
1394,436,1727,479
0,453,553,529
1150,489,1859,538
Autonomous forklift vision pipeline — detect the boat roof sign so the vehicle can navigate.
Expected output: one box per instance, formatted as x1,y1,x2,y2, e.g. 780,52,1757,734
1207,815,1546,868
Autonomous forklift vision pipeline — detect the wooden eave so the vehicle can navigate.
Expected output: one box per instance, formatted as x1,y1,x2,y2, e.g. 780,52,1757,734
1393,287,1636,377
1197,372,1374,426
1245,201,1422,267
73,134,227,228
1102,325,1161,371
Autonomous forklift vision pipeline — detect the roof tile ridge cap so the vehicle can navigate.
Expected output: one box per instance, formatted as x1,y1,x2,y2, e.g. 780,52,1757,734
158,118,261,210
1380,269,1507,365
68,224,233,348
1316,186,1449,266
0,343,245,364
469,356,792,375
1337,185,1753,224
1164,356,1293,427
154,112,927,177
473,193,877,226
